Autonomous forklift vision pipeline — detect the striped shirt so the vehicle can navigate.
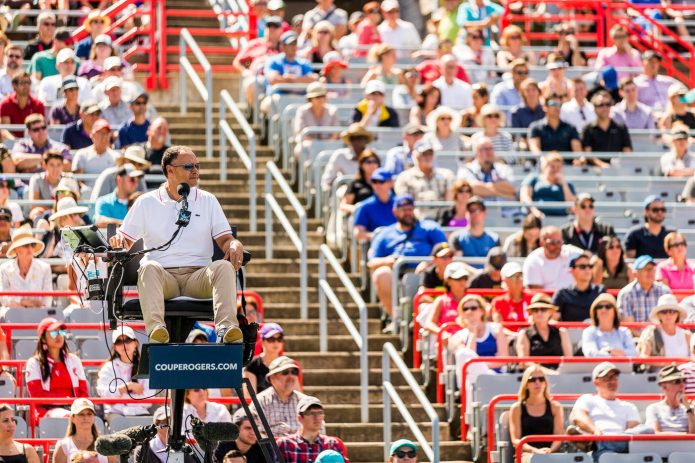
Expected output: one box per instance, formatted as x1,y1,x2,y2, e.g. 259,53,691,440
250,388,308,438
616,280,671,323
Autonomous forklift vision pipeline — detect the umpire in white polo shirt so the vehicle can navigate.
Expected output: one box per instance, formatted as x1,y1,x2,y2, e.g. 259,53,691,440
110,145,245,344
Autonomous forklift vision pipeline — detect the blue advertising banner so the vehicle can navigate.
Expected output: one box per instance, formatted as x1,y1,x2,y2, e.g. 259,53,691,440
148,344,243,389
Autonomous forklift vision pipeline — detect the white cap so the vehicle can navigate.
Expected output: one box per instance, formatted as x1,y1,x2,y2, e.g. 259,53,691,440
592,361,620,381
94,34,112,46
104,75,122,90
112,325,136,343
443,262,469,281
56,48,75,64
381,0,400,11
104,56,122,71
364,79,386,95
501,262,523,279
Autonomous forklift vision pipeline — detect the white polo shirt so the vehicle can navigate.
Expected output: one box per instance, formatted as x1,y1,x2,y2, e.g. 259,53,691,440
119,185,232,268
433,77,473,111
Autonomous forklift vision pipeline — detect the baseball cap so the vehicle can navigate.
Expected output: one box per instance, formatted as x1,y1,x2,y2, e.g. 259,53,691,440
668,83,688,98
265,16,282,27
103,56,122,71
672,127,689,141
370,167,392,182
404,122,426,136
444,262,469,280
643,194,662,209
38,317,65,336
467,196,486,210
393,194,414,208
642,50,661,61
592,361,620,381
104,76,122,90
280,31,298,45
500,262,522,279
94,34,112,46
413,139,434,154
364,79,386,95
296,396,322,414
633,254,655,270
56,48,75,64
431,242,453,258
389,439,417,456
70,398,95,415
80,100,100,115
381,0,400,11
116,164,145,179
546,60,567,70
260,322,284,339
0,207,11,221
315,450,345,463
62,77,79,91
575,192,594,204
111,325,136,343
129,92,149,104
487,247,507,270
267,0,285,10
153,406,170,422
569,253,590,268
55,27,72,43
91,118,111,135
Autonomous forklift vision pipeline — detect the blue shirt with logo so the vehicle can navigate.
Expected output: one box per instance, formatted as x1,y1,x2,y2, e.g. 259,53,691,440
263,54,313,94
370,220,447,260
353,194,396,232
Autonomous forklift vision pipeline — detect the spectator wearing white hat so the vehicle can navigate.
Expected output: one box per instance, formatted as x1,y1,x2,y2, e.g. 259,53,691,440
646,364,695,433
0,224,52,309
293,81,338,158
433,54,472,111
96,326,153,420
38,48,92,111
490,262,532,328
569,361,654,459
49,78,82,125
377,0,421,59
250,355,308,438
423,105,466,152
638,294,691,363
77,34,116,80
98,76,132,128
40,196,88,260
88,56,142,104
351,79,399,128
54,398,113,463
29,27,75,81
423,261,469,337
276,396,347,463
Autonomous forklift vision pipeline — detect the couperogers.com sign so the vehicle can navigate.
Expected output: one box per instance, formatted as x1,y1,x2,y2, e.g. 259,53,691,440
148,344,243,389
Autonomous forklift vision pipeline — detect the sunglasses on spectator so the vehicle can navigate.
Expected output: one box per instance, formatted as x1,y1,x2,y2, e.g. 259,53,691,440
529,307,550,314
559,29,575,35
132,100,147,106
191,389,204,392
91,19,105,24
513,70,529,75
462,305,480,312
457,188,472,194
393,450,417,459
438,116,452,121
470,34,483,40
267,23,281,28
607,243,622,250
544,239,562,245
594,102,612,108
264,335,283,343
579,204,594,209
509,35,522,40
507,273,523,280
468,207,484,214
573,263,594,270
371,180,388,185
546,100,562,107
595,304,614,311
171,163,200,171
669,241,687,249
281,368,300,376
366,9,379,14
485,114,500,119
6,54,21,59
660,309,678,315
317,30,330,34
668,379,684,385
48,329,67,339
41,21,56,27
363,159,379,164
15,80,31,86
302,410,325,417
650,207,667,213
528,376,546,383
114,337,136,346
613,34,627,39
30,125,47,133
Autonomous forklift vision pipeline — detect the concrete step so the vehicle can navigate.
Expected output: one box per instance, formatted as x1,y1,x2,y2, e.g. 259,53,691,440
326,422,448,443
288,351,383,369
344,442,470,462
284,335,398,353
323,403,447,423
245,287,372,308
261,303,382,320
301,368,423,387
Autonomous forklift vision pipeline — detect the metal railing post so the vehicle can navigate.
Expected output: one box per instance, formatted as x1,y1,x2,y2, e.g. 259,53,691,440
300,213,308,319
264,168,272,260
179,34,186,114
383,349,391,463
319,252,327,352
205,69,212,159
178,28,212,158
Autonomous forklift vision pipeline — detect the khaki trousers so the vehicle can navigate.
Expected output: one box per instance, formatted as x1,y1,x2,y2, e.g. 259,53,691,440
137,260,237,334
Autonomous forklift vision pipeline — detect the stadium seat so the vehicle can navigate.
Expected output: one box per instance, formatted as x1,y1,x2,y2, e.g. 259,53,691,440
668,452,695,463
598,453,661,463
530,454,591,462
12,339,36,360
1,308,64,340
630,440,695,457
79,339,112,360
39,416,105,438
0,377,14,398
14,415,27,438
108,415,154,432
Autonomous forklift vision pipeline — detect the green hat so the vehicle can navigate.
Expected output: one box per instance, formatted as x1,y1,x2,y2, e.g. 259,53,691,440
389,439,417,455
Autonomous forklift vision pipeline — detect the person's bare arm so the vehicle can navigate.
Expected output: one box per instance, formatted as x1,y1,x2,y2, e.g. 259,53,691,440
559,328,573,357
549,402,565,452
572,407,598,434
424,297,444,335
570,139,582,152
95,216,123,228
353,225,371,243
528,137,542,154
625,249,636,259
367,256,396,270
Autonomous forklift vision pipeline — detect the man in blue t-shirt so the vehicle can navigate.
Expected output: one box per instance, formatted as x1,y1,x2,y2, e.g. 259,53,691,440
353,167,396,242
117,92,150,148
94,164,143,227
368,194,447,327
263,31,316,96
449,196,500,266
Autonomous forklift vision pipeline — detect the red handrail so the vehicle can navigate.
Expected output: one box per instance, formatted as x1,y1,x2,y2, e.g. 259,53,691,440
488,393,695,463
515,433,695,463
459,356,692,440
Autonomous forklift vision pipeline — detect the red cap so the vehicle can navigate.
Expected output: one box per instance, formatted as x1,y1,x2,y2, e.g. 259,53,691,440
38,317,65,336
322,60,347,75
91,118,111,135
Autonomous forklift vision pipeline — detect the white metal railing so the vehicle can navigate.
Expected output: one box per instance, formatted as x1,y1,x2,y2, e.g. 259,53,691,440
220,89,257,232
179,28,212,158
318,244,369,423
383,342,439,462
264,161,307,317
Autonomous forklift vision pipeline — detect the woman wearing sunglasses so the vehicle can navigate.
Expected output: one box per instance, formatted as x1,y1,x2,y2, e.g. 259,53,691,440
515,293,572,371
25,318,88,419
0,403,40,463
54,398,114,463
184,388,232,423
656,232,695,290
340,150,381,216
582,293,636,358
387,439,417,462
638,294,691,370
509,365,563,462
592,235,632,289
96,326,153,421
243,323,285,393
645,364,695,433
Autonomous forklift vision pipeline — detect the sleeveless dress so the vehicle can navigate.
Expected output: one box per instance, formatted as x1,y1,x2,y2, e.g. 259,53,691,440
520,399,554,449
0,443,29,463
58,437,108,463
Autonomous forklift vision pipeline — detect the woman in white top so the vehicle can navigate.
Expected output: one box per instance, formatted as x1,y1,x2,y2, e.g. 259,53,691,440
581,293,637,358
471,104,514,156
183,388,232,423
639,294,691,368
0,178,23,227
423,106,467,152
0,224,52,308
53,399,116,463
97,326,153,420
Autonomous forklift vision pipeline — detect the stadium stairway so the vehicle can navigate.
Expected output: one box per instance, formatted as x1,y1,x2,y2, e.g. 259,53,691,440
155,101,474,462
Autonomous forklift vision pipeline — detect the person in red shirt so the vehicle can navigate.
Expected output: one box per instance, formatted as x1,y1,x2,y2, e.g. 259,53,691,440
0,72,45,138
490,262,532,332
354,2,381,58
25,318,88,420
416,40,469,85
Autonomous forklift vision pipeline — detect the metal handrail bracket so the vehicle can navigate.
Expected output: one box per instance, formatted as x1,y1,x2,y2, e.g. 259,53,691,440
383,342,439,462
264,161,307,317
179,28,213,158
220,89,257,231
318,244,369,423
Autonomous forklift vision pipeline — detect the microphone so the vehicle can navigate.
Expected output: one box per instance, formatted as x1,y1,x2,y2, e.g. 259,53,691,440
177,183,190,199
176,183,192,227
119,424,159,444
190,417,239,448
96,434,135,456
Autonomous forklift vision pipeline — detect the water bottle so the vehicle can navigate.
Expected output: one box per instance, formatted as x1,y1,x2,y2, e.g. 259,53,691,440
86,259,98,280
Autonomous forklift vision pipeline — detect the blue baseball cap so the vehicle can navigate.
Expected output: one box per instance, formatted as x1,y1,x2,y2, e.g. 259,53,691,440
371,167,392,182
633,255,655,270
315,450,344,463
393,194,414,208
601,66,618,90
569,253,590,268
390,439,417,455
643,194,661,209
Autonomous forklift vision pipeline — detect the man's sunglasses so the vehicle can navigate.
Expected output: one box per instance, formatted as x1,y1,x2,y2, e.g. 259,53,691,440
171,163,200,171
393,450,417,459
281,368,300,376
30,125,47,133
